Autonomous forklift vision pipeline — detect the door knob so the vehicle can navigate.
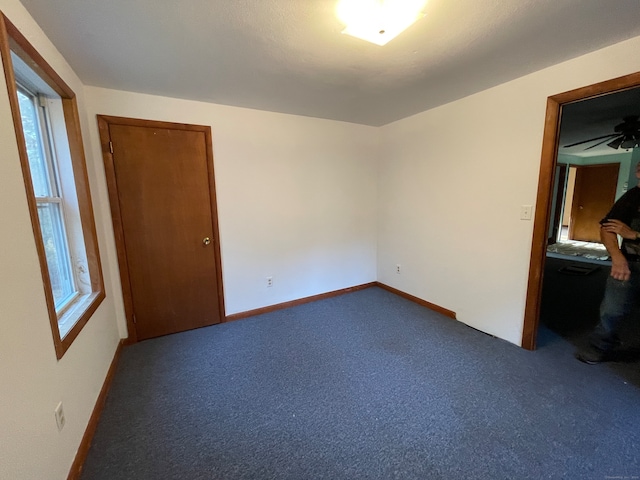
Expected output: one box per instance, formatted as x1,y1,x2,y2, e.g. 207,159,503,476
203,237,211,246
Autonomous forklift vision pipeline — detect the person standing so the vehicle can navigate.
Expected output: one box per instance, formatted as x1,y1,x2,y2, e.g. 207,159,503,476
576,162,640,364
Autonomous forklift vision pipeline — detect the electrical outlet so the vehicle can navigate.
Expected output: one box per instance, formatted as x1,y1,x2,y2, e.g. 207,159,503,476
54,402,65,431
266,276,273,287
396,264,401,274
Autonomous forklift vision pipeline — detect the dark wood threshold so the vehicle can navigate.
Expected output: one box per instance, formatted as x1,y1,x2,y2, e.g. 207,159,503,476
225,282,377,321
67,339,124,480
375,282,457,319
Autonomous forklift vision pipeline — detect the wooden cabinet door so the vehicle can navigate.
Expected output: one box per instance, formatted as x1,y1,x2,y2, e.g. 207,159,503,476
569,163,619,243
100,116,224,341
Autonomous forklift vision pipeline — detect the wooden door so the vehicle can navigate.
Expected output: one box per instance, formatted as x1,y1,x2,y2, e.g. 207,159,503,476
98,116,224,341
569,163,619,243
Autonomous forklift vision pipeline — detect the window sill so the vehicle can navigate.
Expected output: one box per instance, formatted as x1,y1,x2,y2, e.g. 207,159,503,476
58,291,102,339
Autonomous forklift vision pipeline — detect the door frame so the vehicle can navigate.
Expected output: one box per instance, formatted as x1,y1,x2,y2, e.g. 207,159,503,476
522,71,640,350
548,163,568,245
97,115,226,344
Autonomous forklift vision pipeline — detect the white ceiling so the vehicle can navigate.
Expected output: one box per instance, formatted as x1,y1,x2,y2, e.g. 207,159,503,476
17,0,640,127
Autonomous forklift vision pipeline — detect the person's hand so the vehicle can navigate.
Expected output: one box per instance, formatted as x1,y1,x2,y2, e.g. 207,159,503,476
611,257,631,281
601,219,637,240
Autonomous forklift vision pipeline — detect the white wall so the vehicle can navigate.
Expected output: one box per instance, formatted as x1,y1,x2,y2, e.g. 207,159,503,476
0,1,121,479
83,88,379,322
377,35,640,345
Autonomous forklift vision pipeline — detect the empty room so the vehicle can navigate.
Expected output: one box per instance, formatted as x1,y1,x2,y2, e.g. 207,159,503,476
2,1,640,479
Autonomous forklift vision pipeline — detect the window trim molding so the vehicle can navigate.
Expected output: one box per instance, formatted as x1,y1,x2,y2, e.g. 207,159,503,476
0,12,105,359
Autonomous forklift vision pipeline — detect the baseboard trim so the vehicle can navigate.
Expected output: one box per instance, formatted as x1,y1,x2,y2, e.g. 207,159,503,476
225,282,377,322
67,339,124,480
375,282,457,319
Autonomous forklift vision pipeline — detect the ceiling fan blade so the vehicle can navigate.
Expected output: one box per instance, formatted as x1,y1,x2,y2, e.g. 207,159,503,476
563,134,618,148
583,136,619,150
607,136,625,149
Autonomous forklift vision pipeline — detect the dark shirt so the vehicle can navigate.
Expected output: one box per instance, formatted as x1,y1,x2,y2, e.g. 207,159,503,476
601,186,640,258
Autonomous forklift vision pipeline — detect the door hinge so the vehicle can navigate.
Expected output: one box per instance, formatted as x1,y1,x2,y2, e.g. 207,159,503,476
133,314,137,324
109,141,113,154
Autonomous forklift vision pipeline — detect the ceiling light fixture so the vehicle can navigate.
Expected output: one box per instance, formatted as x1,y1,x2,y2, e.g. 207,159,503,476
336,0,428,46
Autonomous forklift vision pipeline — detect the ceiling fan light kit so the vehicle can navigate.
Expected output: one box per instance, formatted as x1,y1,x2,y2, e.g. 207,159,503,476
336,0,428,46
619,137,639,149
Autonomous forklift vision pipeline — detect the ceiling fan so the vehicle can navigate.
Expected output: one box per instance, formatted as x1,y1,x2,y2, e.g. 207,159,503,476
563,115,640,150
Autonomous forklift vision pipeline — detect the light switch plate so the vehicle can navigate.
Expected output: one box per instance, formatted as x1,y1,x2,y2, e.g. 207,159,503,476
520,205,533,220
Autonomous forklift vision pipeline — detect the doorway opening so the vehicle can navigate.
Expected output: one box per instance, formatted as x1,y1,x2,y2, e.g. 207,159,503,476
546,163,618,262
522,72,640,350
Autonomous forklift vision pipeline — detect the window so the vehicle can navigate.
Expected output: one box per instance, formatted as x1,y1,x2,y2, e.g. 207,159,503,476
17,86,78,311
1,13,105,358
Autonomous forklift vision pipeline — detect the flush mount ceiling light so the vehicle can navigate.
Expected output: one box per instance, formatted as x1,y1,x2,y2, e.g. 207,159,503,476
336,0,428,46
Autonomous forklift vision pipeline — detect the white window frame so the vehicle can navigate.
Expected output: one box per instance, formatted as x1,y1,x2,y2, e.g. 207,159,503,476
17,84,81,315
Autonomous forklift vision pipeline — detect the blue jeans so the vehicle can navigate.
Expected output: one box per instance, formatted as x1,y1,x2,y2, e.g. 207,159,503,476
590,261,640,352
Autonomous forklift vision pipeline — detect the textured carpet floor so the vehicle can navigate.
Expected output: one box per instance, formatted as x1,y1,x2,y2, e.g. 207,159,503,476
81,287,640,480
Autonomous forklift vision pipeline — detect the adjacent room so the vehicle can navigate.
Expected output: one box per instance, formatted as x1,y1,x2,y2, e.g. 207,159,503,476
2,1,640,479
540,86,640,374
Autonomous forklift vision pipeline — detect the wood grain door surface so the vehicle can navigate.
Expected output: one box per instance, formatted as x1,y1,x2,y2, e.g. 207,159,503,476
107,121,222,340
569,163,619,243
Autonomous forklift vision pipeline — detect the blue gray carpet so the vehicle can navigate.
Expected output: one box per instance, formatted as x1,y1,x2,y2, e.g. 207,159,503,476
81,287,640,480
